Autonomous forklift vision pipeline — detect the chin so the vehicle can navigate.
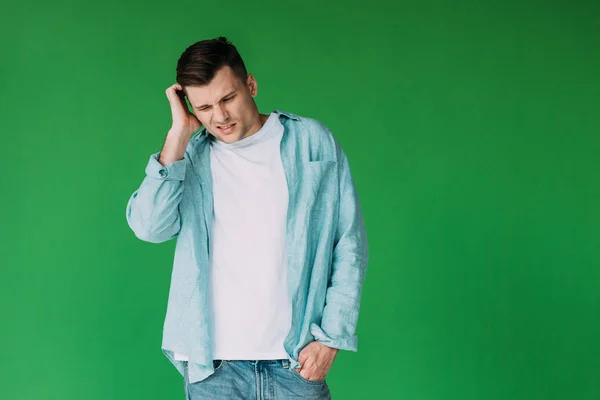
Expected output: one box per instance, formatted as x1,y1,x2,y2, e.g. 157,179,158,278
221,134,241,143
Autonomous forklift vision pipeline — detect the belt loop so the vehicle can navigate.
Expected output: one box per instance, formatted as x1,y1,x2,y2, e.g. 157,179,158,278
282,359,289,369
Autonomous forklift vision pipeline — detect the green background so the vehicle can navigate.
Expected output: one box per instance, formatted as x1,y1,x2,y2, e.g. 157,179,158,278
1,0,599,399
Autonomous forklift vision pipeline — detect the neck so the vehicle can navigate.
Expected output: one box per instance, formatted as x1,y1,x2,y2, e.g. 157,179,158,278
244,112,269,139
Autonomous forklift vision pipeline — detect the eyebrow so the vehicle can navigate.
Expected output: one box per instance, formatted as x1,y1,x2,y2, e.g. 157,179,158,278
194,90,237,110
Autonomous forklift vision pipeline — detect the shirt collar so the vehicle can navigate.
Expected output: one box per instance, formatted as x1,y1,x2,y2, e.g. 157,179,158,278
273,109,300,121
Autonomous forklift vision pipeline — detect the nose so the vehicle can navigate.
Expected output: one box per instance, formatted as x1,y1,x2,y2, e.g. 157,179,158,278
213,103,230,124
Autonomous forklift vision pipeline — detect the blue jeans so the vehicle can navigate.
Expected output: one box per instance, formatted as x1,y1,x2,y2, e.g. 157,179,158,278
183,359,332,399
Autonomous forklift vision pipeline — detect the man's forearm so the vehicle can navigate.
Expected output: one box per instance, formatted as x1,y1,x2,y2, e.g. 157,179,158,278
125,128,193,243
158,129,190,166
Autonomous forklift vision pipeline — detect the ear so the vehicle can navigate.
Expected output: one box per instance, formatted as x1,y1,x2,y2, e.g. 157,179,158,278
246,73,258,97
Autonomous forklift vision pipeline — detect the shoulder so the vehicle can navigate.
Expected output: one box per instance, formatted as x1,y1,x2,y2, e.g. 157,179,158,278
185,128,210,154
277,110,340,161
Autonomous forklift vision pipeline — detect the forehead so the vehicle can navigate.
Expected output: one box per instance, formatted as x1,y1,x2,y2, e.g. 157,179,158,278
186,66,243,105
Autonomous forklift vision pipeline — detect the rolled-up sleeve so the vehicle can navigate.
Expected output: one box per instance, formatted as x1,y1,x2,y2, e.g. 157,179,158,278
125,151,187,243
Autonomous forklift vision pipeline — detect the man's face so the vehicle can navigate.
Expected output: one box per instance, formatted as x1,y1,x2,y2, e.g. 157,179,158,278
184,65,262,144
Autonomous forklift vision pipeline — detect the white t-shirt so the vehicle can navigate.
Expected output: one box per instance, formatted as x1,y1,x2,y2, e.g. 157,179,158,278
174,111,291,361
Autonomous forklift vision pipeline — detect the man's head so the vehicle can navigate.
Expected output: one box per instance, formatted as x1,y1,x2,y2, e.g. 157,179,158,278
176,36,265,144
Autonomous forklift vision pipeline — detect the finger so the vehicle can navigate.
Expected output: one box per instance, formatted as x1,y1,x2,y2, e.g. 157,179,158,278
166,83,183,97
298,369,307,379
165,85,178,101
165,86,189,112
301,369,318,381
298,352,309,365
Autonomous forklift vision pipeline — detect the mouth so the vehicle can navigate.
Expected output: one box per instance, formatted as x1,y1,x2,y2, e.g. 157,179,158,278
217,123,236,134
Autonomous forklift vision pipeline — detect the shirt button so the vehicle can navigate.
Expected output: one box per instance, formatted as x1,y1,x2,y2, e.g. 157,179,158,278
159,169,168,178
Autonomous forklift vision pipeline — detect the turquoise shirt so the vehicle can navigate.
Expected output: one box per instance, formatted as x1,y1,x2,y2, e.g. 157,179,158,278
125,110,369,384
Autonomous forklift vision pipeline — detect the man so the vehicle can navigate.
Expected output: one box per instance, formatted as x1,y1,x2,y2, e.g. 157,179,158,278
125,36,368,399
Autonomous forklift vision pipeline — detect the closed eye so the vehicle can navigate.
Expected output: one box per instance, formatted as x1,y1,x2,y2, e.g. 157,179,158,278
195,93,236,111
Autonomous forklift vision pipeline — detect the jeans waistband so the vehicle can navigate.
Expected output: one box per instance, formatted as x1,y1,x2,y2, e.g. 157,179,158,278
214,359,291,368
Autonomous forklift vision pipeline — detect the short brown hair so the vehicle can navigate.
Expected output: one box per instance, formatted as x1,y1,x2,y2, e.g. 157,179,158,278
176,36,248,88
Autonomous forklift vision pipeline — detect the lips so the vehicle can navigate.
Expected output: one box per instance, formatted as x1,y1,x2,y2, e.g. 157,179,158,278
217,123,236,134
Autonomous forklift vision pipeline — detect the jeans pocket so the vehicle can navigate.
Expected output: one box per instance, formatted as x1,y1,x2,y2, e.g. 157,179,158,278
290,366,326,385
